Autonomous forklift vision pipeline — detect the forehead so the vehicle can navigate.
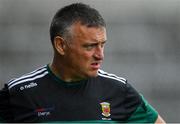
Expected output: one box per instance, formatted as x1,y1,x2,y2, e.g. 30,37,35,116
70,22,107,42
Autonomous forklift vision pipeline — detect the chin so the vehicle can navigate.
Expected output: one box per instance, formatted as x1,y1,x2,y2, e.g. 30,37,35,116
87,71,98,77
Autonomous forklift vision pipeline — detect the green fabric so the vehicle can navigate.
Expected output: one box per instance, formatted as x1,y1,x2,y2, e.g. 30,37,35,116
127,95,158,123
43,120,118,123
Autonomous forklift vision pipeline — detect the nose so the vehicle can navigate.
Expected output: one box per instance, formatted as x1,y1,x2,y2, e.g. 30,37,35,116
94,45,104,60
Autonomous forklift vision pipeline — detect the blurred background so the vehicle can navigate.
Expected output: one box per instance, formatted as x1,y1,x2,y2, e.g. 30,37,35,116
0,0,179,122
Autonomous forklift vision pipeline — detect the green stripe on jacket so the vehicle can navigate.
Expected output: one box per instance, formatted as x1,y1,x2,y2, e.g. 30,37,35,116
126,94,158,123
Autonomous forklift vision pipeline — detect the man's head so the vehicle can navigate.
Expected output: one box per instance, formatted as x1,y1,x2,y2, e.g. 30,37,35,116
50,3,106,44
50,3,107,81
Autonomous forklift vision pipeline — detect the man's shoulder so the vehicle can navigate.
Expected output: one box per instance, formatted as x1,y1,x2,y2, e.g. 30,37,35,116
95,70,140,101
97,69,127,86
6,65,48,91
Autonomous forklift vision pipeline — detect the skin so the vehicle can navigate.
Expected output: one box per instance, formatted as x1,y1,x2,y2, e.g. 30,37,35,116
50,22,165,123
50,22,107,82
155,115,166,124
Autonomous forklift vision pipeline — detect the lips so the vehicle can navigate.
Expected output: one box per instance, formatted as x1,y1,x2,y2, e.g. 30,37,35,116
91,62,101,69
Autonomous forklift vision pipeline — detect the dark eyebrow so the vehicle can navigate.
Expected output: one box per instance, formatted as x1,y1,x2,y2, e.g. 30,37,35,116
83,43,98,47
90,40,107,44
83,41,106,46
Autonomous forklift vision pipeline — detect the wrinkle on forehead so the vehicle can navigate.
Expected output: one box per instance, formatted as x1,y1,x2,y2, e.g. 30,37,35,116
70,22,107,42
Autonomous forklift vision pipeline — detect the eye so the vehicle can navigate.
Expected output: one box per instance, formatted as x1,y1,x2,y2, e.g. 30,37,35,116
85,44,96,51
83,41,106,51
101,42,106,48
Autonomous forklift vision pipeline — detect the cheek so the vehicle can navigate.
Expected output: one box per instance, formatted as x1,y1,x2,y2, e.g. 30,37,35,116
76,52,93,65
69,48,93,64
81,52,93,60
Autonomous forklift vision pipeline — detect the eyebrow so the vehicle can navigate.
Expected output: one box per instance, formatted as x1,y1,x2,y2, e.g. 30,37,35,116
82,41,106,48
87,40,107,44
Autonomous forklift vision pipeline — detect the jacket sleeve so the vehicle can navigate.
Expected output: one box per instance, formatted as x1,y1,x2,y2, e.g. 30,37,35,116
0,84,13,122
125,83,158,123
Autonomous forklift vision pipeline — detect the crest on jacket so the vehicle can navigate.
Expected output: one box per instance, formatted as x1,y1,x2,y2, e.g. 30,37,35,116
100,102,111,117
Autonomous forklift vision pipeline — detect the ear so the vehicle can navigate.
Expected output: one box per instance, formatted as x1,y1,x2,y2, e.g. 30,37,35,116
54,36,66,55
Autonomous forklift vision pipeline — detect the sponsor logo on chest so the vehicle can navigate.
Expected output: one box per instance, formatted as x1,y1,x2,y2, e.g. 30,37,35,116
35,107,54,117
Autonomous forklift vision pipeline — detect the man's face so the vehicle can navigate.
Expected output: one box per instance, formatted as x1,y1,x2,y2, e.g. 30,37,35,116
63,22,107,80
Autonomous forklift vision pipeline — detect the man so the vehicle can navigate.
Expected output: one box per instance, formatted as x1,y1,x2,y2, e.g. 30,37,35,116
0,3,165,123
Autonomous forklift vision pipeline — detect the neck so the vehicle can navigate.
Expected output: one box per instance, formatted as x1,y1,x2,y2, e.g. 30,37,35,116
50,56,85,82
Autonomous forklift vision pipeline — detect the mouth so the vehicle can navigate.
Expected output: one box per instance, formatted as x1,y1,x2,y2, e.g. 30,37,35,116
91,62,101,70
